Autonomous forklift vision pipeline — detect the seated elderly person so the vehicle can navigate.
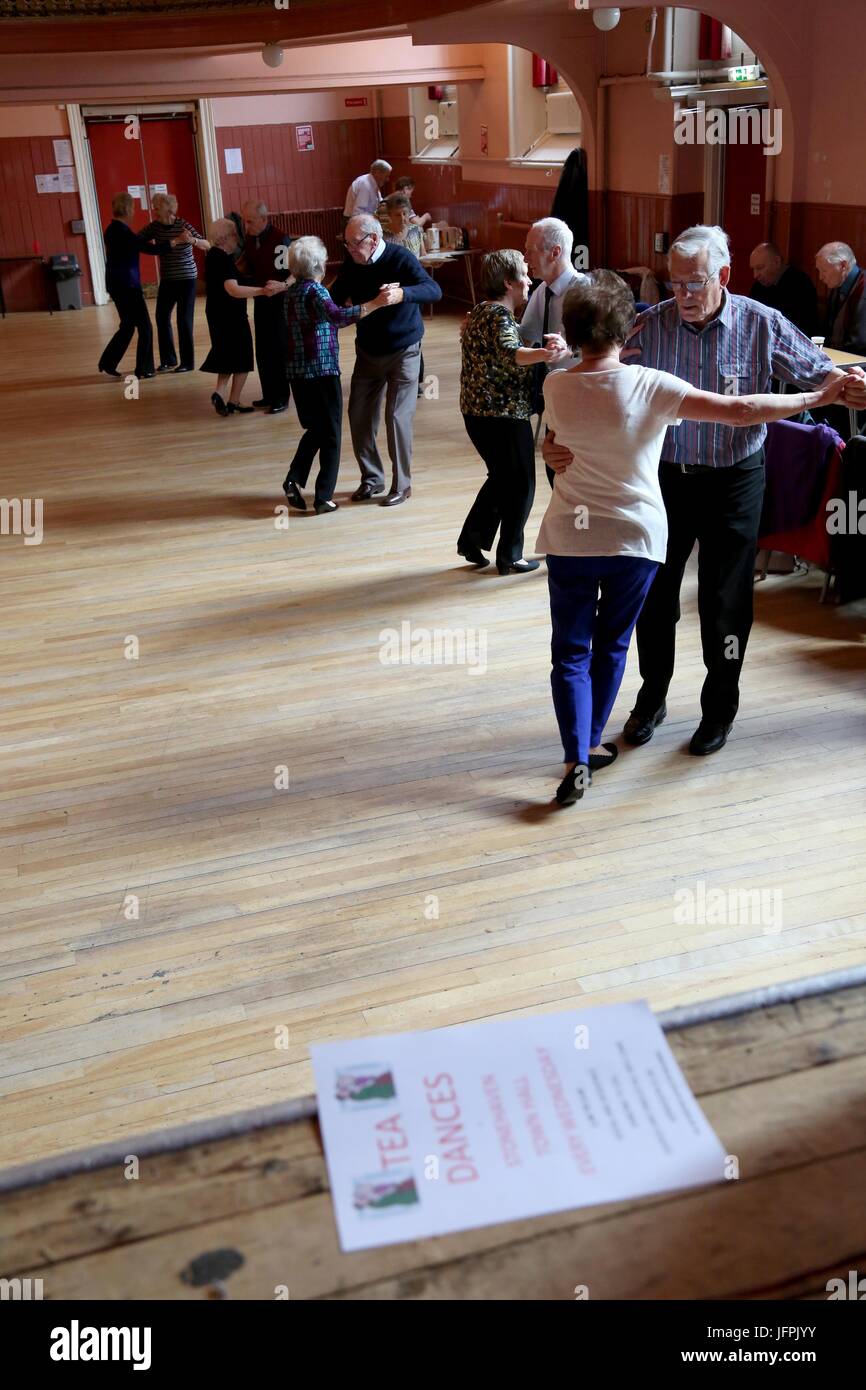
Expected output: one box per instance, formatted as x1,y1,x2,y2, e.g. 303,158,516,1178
381,194,425,260
377,177,432,235
281,236,391,514
748,242,818,338
815,241,866,355
199,218,281,416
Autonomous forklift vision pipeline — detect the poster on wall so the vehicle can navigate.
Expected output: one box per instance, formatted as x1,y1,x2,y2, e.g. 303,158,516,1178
658,153,672,195
295,124,315,152
480,124,488,156
224,147,243,175
53,139,74,167
35,173,61,194
59,166,79,194
311,1000,727,1253
127,185,144,202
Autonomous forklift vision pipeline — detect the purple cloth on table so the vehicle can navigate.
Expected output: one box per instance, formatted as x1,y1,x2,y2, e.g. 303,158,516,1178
760,419,843,536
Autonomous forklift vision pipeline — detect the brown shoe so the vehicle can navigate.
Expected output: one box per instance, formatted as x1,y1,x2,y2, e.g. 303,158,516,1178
379,488,411,507
351,482,384,501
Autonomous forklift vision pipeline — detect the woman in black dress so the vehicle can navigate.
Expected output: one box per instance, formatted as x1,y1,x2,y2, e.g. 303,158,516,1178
199,219,282,416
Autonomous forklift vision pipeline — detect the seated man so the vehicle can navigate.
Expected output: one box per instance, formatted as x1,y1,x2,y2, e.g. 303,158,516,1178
749,242,818,337
816,241,866,355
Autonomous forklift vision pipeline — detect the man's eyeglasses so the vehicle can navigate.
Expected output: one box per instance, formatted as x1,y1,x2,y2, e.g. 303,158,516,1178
666,273,719,294
347,233,375,249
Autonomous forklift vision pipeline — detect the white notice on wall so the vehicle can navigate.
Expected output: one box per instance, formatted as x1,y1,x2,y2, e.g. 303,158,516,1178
35,173,61,194
59,166,78,194
658,153,672,195
224,147,244,175
311,1000,728,1253
53,138,74,167
127,185,144,202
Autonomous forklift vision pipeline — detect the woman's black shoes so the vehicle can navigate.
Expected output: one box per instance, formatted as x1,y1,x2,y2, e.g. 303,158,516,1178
99,367,122,380
458,544,489,567
588,742,619,772
211,392,229,417
283,479,306,510
556,764,591,805
498,558,540,575
227,402,254,414
314,499,339,514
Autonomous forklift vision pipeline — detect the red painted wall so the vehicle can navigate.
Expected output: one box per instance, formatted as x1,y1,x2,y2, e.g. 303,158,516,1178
215,119,379,215
0,135,93,309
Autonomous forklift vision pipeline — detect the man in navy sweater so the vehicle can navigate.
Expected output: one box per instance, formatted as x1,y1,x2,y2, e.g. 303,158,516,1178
329,213,442,504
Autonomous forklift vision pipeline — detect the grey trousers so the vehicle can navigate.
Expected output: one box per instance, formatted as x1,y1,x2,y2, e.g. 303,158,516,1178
348,341,422,493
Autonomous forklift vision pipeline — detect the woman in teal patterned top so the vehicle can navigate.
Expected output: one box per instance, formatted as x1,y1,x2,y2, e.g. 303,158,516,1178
458,249,561,574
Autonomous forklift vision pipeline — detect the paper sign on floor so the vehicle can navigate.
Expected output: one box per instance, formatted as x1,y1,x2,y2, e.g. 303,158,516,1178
311,1001,727,1252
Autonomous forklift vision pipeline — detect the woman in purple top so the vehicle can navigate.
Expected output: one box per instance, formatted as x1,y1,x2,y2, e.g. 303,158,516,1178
281,236,392,514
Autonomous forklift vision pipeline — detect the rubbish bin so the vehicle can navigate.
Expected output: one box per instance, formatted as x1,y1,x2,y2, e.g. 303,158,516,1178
47,253,82,310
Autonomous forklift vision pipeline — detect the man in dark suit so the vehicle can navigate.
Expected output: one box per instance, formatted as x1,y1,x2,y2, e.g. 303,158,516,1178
242,200,293,414
816,241,866,354
748,242,817,337
329,213,441,505
97,190,173,379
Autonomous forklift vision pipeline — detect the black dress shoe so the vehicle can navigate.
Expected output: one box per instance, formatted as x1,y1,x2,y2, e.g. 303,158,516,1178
497,558,540,575
156,364,175,374
556,764,591,805
352,482,385,501
99,367,122,380
252,398,269,409
174,365,193,374
211,392,229,417
283,479,306,510
458,544,489,567
227,402,255,414
380,489,411,507
623,703,667,746
588,742,619,772
314,499,339,514
689,721,733,756
268,401,289,415
137,370,156,379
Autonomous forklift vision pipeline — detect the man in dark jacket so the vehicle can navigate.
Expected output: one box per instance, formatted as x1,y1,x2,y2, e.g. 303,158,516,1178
242,200,293,413
329,213,442,505
816,241,866,354
97,190,173,379
748,242,818,337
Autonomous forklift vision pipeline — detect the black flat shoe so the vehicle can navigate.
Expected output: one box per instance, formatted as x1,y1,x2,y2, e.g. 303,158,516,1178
252,398,269,409
268,401,289,415
556,764,591,805
227,402,255,414
458,544,489,567
211,392,229,417
137,370,156,379
314,499,339,514
174,365,193,374
689,721,733,756
623,703,666,746
498,559,540,575
156,364,175,374
283,479,306,510
99,368,122,380
588,742,619,772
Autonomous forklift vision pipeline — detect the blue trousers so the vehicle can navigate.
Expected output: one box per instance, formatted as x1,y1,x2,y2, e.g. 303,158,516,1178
547,554,659,765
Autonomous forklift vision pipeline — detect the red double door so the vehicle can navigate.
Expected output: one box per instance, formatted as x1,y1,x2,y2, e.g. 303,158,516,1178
86,114,206,286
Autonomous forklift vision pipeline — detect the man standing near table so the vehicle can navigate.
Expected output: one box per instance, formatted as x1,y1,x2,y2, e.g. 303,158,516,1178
242,200,292,414
329,213,441,506
544,224,866,756
343,160,391,227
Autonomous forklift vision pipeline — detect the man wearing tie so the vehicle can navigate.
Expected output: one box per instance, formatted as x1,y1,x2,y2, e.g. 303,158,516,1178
519,218,590,485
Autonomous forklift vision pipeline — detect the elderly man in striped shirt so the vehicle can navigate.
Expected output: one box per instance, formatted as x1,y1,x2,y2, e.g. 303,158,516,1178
545,223,866,756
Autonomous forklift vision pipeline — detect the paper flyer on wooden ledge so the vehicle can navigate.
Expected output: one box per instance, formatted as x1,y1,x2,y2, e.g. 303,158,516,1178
311,1001,727,1253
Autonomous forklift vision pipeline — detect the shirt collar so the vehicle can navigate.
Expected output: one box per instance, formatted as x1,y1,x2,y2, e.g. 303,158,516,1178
548,266,578,297
369,236,386,264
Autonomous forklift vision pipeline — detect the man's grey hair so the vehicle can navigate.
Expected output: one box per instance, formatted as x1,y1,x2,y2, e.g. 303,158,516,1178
288,235,327,281
242,199,268,217
819,241,856,270
533,217,574,263
348,213,382,241
208,218,237,245
371,160,392,175
670,224,732,277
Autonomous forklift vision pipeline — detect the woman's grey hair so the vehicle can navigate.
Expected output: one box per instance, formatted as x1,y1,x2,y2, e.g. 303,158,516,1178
288,235,327,280
208,218,237,245
533,217,574,263
669,224,731,277
349,213,383,240
152,192,178,215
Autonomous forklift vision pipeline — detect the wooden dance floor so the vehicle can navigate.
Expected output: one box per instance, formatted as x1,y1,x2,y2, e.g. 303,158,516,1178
2,304,865,1171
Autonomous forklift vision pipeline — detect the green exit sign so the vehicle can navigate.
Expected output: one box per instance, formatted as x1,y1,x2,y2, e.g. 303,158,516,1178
729,65,760,82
